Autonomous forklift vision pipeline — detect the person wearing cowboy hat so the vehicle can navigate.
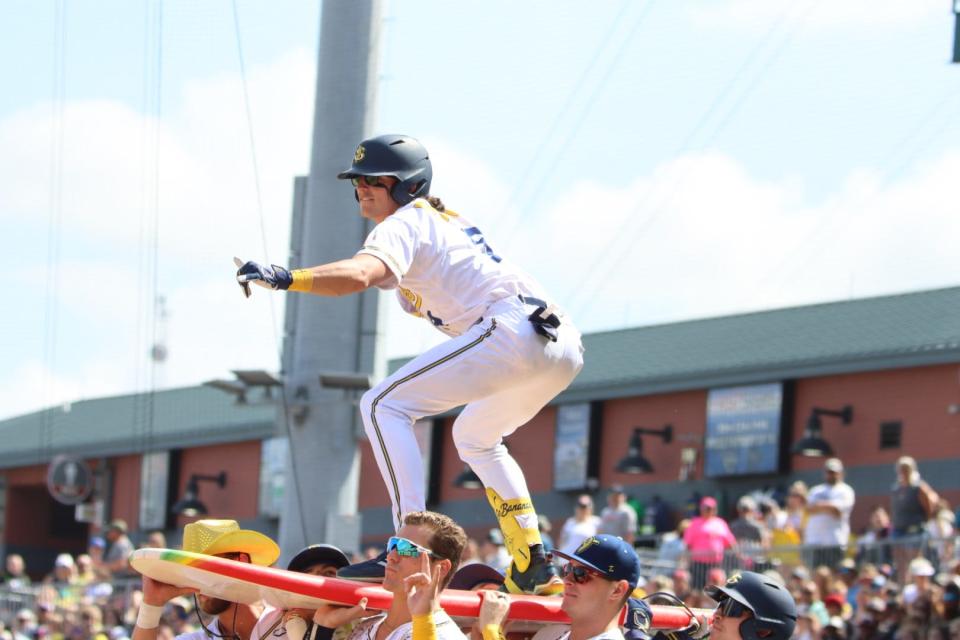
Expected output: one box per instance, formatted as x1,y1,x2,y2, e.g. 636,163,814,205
132,519,280,640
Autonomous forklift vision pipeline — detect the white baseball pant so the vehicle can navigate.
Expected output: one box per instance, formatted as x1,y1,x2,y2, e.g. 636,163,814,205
359,296,584,530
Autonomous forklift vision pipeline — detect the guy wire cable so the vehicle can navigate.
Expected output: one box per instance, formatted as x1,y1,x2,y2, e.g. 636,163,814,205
143,0,164,526
499,0,658,253
566,0,824,320
40,0,67,468
749,82,960,301
486,0,634,232
231,0,309,544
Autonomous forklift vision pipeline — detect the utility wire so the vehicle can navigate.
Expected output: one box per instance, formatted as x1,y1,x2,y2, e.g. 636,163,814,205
750,83,960,297
231,0,310,545
499,0,658,253
485,0,634,232
144,0,164,528
40,0,67,466
566,0,822,319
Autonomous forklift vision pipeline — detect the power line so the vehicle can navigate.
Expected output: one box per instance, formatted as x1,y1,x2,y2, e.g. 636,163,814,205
565,0,823,319
483,0,635,233
131,0,164,526
499,0,658,253
40,0,67,465
748,83,960,298
230,0,309,545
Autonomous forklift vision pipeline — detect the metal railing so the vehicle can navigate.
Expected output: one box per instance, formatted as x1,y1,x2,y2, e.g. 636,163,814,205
0,577,142,628
633,533,958,586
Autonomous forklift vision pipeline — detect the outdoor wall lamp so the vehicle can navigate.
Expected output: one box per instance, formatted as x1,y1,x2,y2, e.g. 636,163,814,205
453,465,483,490
171,471,227,517
616,425,673,474
791,405,853,457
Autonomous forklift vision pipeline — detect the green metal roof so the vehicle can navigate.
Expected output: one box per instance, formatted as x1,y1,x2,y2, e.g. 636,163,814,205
0,385,277,469
561,286,960,401
392,286,960,402
4,286,958,469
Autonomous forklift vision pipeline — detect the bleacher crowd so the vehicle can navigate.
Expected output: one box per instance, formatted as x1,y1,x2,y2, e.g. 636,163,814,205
1,456,957,640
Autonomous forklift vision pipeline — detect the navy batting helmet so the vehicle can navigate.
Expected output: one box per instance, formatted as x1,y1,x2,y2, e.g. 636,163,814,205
337,134,432,206
705,571,797,640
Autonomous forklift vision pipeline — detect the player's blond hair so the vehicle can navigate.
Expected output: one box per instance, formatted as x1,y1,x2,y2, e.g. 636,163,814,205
403,510,467,587
426,195,447,212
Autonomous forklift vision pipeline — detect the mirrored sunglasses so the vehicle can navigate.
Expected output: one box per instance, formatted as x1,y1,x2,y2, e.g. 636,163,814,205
717,597,750,618
350,175,388,188
386,536,437,559
560,562,604,584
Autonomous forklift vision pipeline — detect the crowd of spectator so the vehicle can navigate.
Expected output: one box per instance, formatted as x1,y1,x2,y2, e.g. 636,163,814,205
0,455,957,639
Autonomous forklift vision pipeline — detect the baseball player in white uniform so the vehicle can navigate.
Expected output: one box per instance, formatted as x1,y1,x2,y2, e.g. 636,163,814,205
236,134,584,595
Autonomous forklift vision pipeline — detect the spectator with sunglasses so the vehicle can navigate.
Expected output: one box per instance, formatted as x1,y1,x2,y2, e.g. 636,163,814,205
236,133,584,596
132,519,281,640
314,511,468,640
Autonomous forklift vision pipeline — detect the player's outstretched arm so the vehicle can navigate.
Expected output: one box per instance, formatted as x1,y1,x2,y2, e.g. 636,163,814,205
235,255,391,298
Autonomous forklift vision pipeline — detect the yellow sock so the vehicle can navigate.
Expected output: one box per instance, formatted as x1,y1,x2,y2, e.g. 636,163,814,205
485,488,543,573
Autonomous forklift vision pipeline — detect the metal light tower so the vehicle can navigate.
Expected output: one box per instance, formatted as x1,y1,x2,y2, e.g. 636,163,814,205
277,0,385,562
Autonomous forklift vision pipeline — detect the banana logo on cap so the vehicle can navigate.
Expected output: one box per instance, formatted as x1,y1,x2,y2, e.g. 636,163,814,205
576,536,601,555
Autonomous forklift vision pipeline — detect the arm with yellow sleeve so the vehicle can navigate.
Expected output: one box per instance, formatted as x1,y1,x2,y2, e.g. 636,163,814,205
234,254,392,299
475,591,510,640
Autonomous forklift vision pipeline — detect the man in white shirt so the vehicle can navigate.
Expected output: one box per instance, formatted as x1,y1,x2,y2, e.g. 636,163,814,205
803,458,855,569
598,486,637,545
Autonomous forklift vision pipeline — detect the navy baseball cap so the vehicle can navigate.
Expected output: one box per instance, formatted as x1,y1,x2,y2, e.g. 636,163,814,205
287,544,351,573
553,534,641,588
448,562,505,591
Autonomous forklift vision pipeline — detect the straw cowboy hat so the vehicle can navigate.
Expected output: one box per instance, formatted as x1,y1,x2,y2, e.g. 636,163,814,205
182,519,280,567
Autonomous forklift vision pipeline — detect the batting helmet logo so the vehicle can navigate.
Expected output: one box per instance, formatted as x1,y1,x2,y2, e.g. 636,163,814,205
354,145,365,163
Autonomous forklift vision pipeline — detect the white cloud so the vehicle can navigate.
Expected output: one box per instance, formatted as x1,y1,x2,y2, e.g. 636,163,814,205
2,44,957,421
688,0,945,32
372,146,960,362
0,50,315,420
503,148,960,335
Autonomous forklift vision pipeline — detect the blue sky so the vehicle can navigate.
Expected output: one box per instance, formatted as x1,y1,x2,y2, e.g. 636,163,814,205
2,0,958,419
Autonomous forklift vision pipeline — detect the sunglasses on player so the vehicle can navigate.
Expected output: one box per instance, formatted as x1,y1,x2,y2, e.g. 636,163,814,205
560,562,605,584
350,175,389,188
386,536,438,559
716,597,751,618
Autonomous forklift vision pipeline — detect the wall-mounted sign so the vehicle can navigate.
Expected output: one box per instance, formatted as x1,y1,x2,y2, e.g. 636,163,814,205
259,437,289,518
554,403,591,491
704,383,783,478
46,455,94,505
139,451,170,530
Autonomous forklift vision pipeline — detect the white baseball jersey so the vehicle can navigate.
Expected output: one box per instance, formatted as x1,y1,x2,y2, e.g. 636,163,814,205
357,199,551,337
356,197,584,531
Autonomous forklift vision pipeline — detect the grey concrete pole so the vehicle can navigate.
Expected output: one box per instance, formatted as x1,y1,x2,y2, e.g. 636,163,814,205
277,0,385,562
